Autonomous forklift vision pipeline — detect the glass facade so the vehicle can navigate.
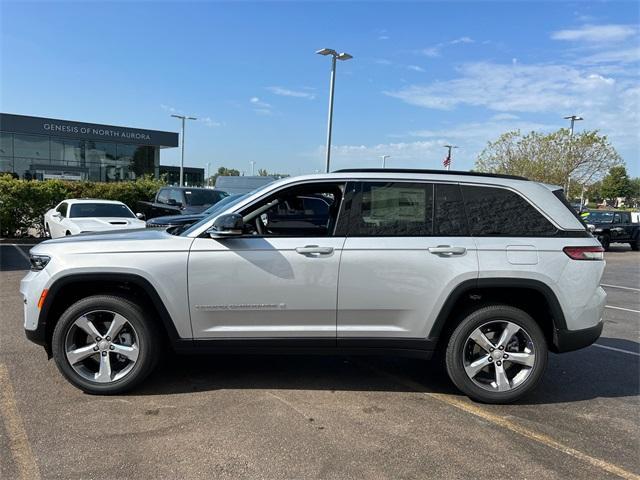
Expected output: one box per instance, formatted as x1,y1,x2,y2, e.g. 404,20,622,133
0,131,158,181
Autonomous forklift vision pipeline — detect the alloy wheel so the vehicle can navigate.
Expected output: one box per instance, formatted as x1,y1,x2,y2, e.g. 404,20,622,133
462,320,536,392
64,310,140,383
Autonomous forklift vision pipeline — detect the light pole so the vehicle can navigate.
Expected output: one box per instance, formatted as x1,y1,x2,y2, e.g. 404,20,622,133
563,115,583,199
443,145,458,171
381,155,391,168
171,114,197,186
206,162,211,187
249,161,256,176
316,48,353,173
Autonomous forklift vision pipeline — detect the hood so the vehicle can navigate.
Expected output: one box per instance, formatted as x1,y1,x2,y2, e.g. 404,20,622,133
72,217,146,231
147,213,204,226
42,227,168,245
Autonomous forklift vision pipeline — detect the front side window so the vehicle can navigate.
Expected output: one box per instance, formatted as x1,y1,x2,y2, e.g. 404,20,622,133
56,202,68,217
350,182,433,236
240,182,346,237
184,189,228,206
461,185,557,236
156,189,169,204
69,203,135,218
169,189,184,206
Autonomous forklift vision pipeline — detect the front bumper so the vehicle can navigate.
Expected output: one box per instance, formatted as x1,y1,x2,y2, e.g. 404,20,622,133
553,321,603,353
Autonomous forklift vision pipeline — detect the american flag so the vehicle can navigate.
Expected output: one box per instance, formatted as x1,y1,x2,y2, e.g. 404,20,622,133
443,154,451,168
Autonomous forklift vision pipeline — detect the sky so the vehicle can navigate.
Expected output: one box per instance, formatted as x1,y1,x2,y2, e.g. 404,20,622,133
1,0,639,177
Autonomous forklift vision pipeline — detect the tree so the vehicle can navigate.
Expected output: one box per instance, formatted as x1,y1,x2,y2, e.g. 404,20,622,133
257,168,269,176
629,177,640,207
475,129,623,198
601,166,633,205
206,166,240,185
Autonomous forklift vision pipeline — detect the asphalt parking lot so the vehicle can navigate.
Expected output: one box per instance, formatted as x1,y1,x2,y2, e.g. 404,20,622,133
0,243,638,479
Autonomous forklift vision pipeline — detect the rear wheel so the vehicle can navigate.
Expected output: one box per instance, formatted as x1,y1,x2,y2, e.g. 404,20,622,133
630,240,639,251
598,233,610,251
52,295,160,394
445,305,548,404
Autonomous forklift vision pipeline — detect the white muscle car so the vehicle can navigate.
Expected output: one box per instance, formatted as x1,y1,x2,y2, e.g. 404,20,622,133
44,199,145,238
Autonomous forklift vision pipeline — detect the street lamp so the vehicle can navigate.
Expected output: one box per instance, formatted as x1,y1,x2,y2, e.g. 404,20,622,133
171,114,197,186
564,115,584,204
443,145,458,171
564,115,583,135
381,155,391,168
316,48,353,173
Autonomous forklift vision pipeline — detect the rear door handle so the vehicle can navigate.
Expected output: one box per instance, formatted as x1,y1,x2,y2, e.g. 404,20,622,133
295,245,334,255
428,246,467,256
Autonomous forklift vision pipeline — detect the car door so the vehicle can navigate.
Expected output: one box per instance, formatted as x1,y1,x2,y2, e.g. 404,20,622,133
612,212,624,242
337,181,478,341
50,202,69,237
188,181,348,339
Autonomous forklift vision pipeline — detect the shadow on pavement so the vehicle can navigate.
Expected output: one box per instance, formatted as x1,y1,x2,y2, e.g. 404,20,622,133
0,245,30,272
133,337,639,405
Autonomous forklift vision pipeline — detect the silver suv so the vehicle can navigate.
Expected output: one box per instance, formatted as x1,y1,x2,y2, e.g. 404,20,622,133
21,169,606,403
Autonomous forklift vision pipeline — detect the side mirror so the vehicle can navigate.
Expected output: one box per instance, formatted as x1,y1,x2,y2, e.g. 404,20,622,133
207,213,244,239
136,213,146,220
167,198,177,206
52,212,61,218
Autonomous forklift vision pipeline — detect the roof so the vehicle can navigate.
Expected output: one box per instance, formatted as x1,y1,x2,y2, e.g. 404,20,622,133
334,168,529,181
63,199,127,205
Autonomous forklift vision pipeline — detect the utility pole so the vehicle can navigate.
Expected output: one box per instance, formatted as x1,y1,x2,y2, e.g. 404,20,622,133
316,48,353,173
381,155,391,168
171,114,197,186
443,145,458,171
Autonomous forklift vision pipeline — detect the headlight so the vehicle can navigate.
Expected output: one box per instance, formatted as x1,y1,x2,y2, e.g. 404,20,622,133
29,254,50,271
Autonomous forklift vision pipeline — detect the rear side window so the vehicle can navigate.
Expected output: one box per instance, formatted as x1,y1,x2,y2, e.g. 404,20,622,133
461,186,557,236
350,182,433,236
434,184,468,236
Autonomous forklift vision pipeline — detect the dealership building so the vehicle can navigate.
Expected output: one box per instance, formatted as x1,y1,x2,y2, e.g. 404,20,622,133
0,113,186,182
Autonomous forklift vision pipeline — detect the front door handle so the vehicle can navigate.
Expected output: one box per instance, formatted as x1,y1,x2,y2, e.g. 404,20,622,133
428,245,467,256
295,245,334,255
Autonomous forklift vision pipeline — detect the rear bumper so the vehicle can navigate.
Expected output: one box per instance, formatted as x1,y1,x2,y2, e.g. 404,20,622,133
552,321,603,353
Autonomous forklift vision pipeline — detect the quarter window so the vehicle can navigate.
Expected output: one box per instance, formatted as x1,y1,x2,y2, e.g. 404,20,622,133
350,182,434,236
461,185,557,236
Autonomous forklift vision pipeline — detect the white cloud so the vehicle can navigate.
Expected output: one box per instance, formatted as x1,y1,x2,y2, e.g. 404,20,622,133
161,104,221,127
407,65,425,72
160,104,177,113
551,24,638,43
421,37,475,57
578,47,640,65
199,117,223,128
379,35,390,40
266,86,315,100
250,96,271,108
385,62,623,113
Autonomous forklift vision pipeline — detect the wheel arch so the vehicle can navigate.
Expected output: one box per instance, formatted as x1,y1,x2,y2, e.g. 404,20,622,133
429,278,567,353
38,273,181,356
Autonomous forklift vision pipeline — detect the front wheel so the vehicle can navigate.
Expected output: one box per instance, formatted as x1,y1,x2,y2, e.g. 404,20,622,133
52,295,160,394
630,240,639,251
445,305,548,404
598,233,611,251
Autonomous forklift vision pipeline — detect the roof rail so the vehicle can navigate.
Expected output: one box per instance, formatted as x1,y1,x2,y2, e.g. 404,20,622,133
333,168,529,181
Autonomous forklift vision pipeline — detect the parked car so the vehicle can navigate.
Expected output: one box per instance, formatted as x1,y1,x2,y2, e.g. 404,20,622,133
44,199,146,238
22,169,605,403
581,210,639,251
145,193,244,229
137,186,228,219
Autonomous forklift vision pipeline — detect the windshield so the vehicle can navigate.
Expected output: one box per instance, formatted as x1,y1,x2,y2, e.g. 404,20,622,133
184,189,228,206
581,211,614,223
180,191,256,236
70,203,135,218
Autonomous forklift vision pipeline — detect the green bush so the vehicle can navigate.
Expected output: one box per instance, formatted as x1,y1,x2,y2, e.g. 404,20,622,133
0,175,166,238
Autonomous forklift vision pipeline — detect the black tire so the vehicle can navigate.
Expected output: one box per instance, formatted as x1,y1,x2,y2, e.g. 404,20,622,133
65,230,71,236
51,295,160,394
630,240,639,251
598,233,610,251
445,305,548,404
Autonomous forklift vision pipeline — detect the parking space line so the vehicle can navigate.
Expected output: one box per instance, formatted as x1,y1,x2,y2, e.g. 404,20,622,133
0,364,41,480
606,305,640,314
601,284,640,293
10,245,31,262
359,362,640,480
593,343,640,357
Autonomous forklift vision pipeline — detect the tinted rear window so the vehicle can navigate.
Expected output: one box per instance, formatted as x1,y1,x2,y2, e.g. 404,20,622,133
350,182,434,236
70,203,134,218
461,186,557,236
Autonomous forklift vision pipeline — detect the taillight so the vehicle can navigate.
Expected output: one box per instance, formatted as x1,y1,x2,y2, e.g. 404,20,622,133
563,246,604,260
